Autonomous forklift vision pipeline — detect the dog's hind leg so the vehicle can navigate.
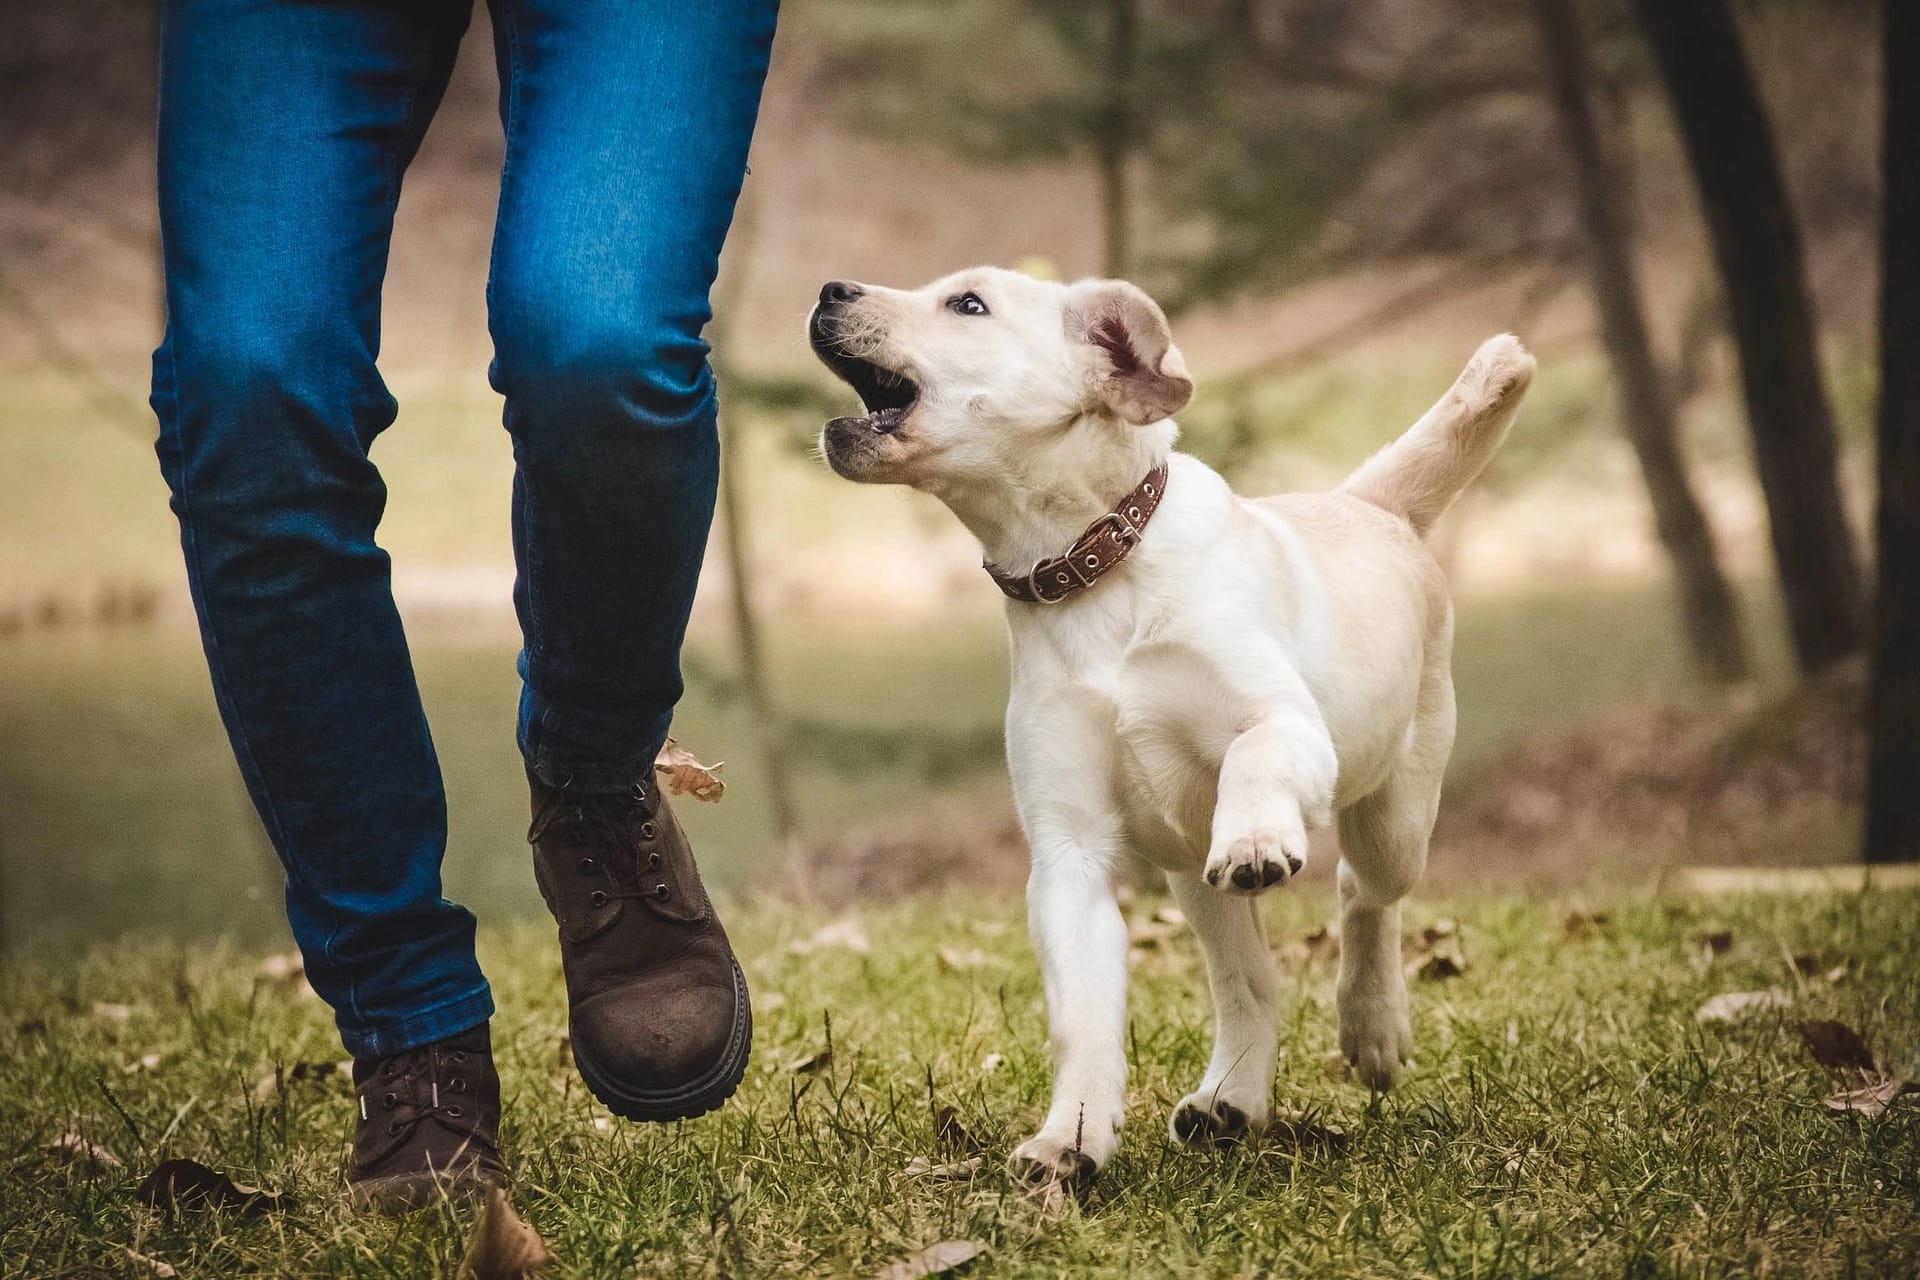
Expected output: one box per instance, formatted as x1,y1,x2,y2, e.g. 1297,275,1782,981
1333,673,1454,1091
1165,872,1278,1146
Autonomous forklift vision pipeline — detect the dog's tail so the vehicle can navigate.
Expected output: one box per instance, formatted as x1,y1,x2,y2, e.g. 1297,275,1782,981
1340,334,1535,538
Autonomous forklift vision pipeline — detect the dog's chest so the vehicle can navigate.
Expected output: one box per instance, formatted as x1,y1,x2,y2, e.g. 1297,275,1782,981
1102,636,1251,871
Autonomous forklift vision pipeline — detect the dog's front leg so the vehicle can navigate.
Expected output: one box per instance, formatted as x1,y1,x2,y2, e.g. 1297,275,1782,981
1205,697,1337,895
1005,695,1130,1191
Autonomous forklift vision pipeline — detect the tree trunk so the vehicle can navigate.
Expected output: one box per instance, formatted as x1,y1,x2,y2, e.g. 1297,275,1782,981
1632,0,1869,674
708,189,802,849
1095,0,1138,278
1864,0,1920,865
1533,0,1750,684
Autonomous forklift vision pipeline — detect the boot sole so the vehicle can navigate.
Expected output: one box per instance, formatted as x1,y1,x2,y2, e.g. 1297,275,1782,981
570,958,753,1123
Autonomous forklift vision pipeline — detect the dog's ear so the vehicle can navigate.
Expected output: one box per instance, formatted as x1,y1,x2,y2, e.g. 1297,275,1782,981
1066,280,1192,425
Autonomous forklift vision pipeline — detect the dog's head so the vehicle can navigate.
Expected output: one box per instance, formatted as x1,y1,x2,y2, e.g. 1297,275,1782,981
807,267,1191,493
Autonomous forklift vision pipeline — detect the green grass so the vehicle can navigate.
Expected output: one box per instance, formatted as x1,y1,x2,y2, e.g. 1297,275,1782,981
4,886,1916,1276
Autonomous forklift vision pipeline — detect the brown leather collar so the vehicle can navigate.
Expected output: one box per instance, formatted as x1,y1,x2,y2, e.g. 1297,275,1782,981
985,462,1169,604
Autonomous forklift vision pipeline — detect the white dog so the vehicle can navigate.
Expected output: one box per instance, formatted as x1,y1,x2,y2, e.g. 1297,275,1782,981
808,268,1533,1189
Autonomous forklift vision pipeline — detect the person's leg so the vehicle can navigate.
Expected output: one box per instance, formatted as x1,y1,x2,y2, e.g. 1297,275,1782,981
485,0,779,791
484,0,778,1120
151,0,488,1060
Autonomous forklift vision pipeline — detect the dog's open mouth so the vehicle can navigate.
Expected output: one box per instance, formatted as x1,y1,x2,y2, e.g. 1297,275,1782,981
813,343,920,433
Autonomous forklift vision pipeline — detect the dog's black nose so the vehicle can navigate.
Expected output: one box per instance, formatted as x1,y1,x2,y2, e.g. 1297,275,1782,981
818,280,862,307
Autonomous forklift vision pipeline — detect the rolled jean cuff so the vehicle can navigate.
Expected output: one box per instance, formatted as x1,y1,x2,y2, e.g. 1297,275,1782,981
522,700,672,794
340,984,496,1059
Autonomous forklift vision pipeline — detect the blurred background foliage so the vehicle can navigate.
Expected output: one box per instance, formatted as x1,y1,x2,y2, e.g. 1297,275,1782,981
0,0,1894,951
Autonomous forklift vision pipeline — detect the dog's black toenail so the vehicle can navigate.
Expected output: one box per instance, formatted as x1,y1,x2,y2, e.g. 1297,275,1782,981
1206,867,1222,886
1172,1106,1206,1142
1260,861,1286,885
1231,864,1259,890
1286,852,1304,874
1215,1103,1246,1131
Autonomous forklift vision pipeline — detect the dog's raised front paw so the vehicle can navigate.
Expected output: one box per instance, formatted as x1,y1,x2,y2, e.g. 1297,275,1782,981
1008,1133,1098,1193
1203,827,1307,895
1168,1089,1266,1148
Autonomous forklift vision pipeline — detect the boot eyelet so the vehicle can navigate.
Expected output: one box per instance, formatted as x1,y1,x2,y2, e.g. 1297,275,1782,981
653,884,670,899
590,890,609,907
387,1121,403,1135
452,1051,467,1063
578,857,597,874
646,852,661,869
640,821,657,841
451,1077,467,1093
446,1105,463,1118
383,1092,397,1109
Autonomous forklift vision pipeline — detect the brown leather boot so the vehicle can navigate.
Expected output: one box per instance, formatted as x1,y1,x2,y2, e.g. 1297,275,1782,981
347,1022,504,1213
528,775,751,1121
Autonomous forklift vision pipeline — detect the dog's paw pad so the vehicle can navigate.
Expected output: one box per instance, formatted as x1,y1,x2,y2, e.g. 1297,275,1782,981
1169,1095,1258,1148
1204,831,1307,896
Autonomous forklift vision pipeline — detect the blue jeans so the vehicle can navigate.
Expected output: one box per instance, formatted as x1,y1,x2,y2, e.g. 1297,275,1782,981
150,0,778,1057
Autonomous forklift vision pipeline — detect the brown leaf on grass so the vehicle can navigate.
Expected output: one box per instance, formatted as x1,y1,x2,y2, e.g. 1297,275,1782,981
123,1053,164,1074
933,1105,982,1155
979,1053,1005,1073
786,1048,833,1075
1694,990,1791,1023
1562,910,1611,938
1126,916,1182,948
134,1159,287,1217
459,1188,552,1280
1413,952,1465,981
1149,905,1186,927
1694,929,1735,956
1799,1020,1879,1073
1266,1110,1350,1155
789,918,871,955
653,737,725,804
1825,1075,1915,1119
17,1017,48,1037
1792,956,1848,985
48,1132,122,1171
124,1248,177,1278
936,948,991,973
1420,920,1458,945
874,1239,984,1280
251,1059,348,1102
257,952,304,983
903,1155,984,1181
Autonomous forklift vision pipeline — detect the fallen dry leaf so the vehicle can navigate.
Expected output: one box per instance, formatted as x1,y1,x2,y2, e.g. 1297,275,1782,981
134,1159,287,1217
1695,929,1735,956
48,1132,122,1171
786,1048,833,1075
123,1249,177,1278
1127,915,1182,948
1420,920,1459,945
1267,1110,1350,1155
933,1104,982,1155
1825,1075,1915,1119
1150,905,1186,927
903,1155,984,1181
937,948,990,973
980,1053,1005,1073
1562,910,1611,938
459,1188,552,1280
1413,951,1465,981
257,952,304,983
1798,1020,1879,1074
123,1053,164,1075
252,1059,348,1102
1695,990,1791,1023
653,738,725,804
789,918,871,955
874,1238,984,1280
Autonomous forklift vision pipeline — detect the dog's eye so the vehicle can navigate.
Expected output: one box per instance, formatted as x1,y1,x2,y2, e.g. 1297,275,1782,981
946,291,989,317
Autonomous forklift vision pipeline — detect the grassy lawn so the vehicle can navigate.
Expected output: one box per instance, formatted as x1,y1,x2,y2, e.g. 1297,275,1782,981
4,884,1916,1276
